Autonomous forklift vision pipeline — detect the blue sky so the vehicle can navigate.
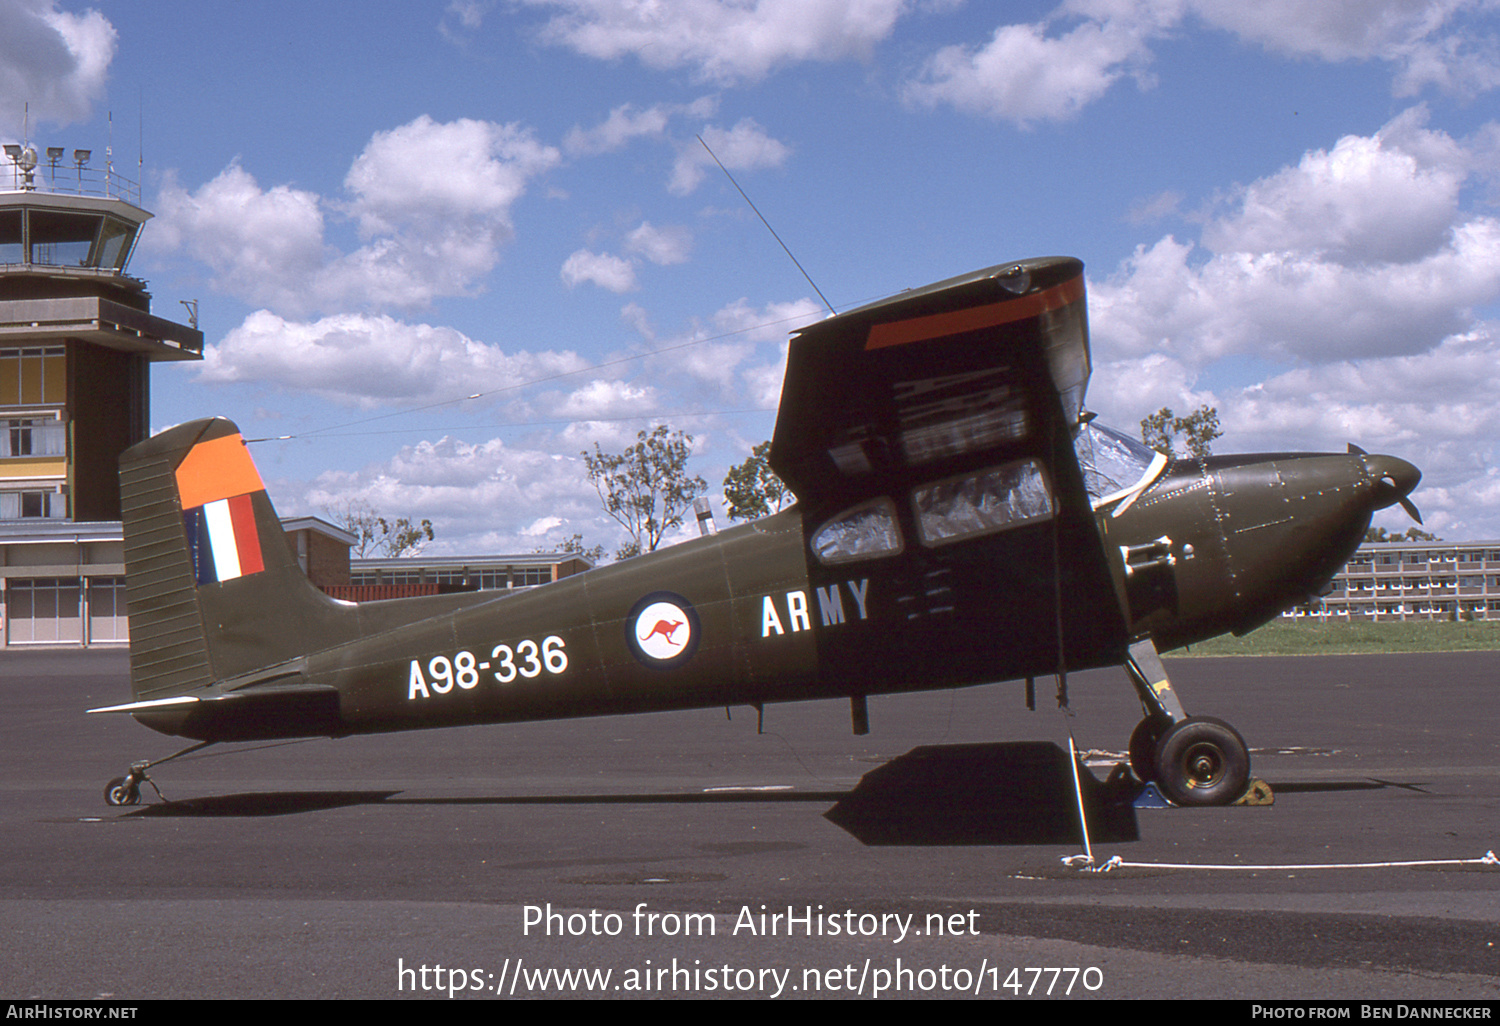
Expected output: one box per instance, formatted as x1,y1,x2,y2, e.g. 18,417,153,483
6,0,1500,553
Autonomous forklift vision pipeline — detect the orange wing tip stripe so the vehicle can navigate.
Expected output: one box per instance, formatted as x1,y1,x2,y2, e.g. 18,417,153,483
175,432,266,510
865,275,1085,351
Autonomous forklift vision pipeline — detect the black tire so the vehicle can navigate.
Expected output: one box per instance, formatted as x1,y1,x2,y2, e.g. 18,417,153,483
1128,715,1170,784
104,777,138,807
1153,716,1250,806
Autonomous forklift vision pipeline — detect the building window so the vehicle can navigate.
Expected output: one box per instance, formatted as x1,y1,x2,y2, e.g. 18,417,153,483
0,347,66,407
1,417,66,457
0,489,64,519
5,577,82,644
87,577,128,643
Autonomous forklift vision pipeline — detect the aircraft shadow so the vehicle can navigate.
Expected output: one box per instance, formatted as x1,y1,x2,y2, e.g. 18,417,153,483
824,741,1139,846
120,742,1138,837
126,790,403,817
121,788,848,818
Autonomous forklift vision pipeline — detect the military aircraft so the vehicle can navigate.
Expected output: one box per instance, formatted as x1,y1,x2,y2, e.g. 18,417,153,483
91,256,1422,809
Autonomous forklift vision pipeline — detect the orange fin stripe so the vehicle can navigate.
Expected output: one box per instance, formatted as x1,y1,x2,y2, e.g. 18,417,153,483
175,433,266,510
865,275,1084,350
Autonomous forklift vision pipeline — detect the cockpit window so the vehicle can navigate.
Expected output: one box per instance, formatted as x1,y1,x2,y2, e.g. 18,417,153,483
811,498,904,564
1074,421,1165,506
912,459,1054,546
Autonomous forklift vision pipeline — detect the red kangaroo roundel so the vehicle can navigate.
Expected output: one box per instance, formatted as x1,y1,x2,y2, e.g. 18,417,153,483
626,592,701,668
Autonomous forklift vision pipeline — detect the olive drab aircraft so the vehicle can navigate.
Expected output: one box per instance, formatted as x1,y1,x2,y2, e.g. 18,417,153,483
91,256,1423,809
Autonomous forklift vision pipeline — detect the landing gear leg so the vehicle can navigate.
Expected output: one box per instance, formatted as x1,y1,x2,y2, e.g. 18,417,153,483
1123,637,1184,783
1122,638,1251,806
103,740,214,807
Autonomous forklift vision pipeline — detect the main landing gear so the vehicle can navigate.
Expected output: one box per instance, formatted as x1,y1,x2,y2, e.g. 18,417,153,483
103,741,214,807
1122,639,1251,806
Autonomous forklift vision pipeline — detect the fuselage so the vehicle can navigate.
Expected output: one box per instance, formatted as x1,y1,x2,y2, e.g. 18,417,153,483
133,436,1419,744
1103,449,1421,649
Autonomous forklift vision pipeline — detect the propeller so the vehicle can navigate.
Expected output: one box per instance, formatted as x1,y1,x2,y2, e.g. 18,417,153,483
1348,444,1423,524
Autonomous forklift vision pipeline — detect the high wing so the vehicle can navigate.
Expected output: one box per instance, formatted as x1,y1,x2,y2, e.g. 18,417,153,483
772,257,1090,510
770,256,1128,681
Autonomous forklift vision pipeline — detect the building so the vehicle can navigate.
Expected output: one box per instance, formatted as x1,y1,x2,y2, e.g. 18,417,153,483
0,141,201,647
1284,540,1500,622
333,552,592,601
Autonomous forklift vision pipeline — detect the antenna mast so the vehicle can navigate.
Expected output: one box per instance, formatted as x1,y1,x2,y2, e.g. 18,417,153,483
696,135,833,315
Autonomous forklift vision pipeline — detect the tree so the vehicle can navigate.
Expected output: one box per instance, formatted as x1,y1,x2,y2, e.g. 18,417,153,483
324,498,435,558
1365,526,1439,543
1141,405,1221,461
537,532,606,565
583,425,707,561
722,441,789,521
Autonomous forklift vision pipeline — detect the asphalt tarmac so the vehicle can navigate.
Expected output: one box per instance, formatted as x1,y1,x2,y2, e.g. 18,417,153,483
1,647,1497,1000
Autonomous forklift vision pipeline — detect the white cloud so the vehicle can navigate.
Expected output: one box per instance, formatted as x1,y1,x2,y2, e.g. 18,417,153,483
557,223,692,295
712,296,824,341
669,118,791,194
521,515,563,537
519,0,911,84
1094,223,1500,365
708,296,823,405
563,102,673,157
302,435,613,556
344,116,559,238
1212,323,1500,536
626,221,693,265
201,310,591,409
548,378,659,420
562,97,719,158
904,10,1162,126
0,0,115,127
560,248,638,292
151,116,560,318
151,164,327,312
440,0,494,44
1089,110,1500,366
1202,107,1470,264
1186,0,1500,97
905,1,1500,126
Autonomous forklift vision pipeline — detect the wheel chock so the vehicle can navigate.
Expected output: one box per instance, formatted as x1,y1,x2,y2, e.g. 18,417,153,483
1133,778,1273,808
1232,778,1274,806
1133,782,1173,809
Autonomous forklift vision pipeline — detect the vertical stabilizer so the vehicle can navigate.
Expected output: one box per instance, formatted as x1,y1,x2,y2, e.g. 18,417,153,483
119,418,358,700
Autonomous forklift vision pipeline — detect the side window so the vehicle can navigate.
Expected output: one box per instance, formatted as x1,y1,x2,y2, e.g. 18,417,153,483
811,498,904,565
912,459,1054,546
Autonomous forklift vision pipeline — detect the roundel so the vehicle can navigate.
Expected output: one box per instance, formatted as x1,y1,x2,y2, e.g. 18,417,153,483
626,592,700,668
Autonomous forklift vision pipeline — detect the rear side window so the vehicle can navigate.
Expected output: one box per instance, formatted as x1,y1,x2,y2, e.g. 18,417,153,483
912,459,1054,546
811,498,903,564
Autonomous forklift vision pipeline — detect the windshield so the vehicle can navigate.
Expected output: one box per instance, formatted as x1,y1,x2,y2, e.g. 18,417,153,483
1073,421,1165,506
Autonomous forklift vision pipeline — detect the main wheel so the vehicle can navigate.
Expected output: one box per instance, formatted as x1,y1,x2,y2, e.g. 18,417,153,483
1128,715,1171,784
1153,717,1250,807
104,776,139,807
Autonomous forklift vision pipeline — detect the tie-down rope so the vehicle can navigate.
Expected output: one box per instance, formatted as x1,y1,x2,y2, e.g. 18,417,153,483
1058,712,1498,874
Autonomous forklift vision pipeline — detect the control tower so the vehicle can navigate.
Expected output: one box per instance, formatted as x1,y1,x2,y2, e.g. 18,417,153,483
0,142,201,522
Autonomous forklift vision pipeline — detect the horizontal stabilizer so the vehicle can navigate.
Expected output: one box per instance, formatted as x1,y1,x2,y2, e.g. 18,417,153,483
91,684,343,742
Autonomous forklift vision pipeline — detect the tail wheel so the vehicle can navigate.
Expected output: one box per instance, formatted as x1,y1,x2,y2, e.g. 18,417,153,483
104,777,139,807
1153,716,1250,807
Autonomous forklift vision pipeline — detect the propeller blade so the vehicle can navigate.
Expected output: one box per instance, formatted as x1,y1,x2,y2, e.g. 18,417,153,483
1399,496,1423,525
